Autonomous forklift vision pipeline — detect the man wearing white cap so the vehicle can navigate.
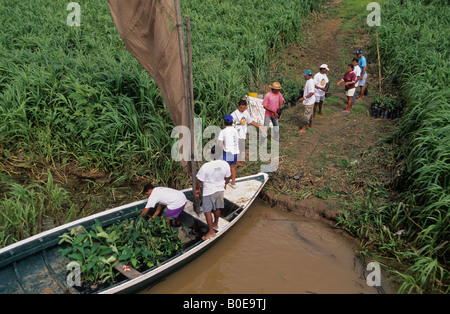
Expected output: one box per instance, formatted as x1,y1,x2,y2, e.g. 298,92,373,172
313,64,329,118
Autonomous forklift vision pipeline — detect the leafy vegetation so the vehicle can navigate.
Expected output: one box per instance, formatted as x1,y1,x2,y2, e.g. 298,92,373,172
0,171,77,248
59,216,184,292
369,96,401,119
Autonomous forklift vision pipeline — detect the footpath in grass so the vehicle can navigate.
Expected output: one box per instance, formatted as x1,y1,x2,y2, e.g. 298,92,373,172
240,0,395,223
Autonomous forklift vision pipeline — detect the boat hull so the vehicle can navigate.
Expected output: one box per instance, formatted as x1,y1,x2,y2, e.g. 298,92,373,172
0,173,268,294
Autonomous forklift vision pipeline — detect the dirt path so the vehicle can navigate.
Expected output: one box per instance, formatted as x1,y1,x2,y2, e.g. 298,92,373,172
240,0,396,227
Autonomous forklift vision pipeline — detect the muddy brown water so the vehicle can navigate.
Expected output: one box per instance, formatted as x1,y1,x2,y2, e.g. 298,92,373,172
140,199,391,294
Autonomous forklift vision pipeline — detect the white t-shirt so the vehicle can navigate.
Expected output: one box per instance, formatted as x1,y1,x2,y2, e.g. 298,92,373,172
231,109,253,140
218,126,239,154
196,160,231,196
314,72,329,97
353,65,361,87
303,78,316,106
145,187,187,210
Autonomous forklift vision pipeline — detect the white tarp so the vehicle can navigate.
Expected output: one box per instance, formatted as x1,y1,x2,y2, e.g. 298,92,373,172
246,95,272,127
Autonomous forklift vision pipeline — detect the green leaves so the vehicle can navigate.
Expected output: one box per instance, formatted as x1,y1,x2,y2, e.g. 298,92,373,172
59,216,184,286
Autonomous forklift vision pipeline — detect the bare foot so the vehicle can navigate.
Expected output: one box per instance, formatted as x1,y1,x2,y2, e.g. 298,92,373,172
297,129,307,134
202,232,216,241
319,113,325,116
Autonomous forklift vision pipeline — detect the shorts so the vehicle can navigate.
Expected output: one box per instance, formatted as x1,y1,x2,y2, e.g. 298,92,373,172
346,88,356,97
303,105,313,125
223,151,238,165
359,72,368,86
315,95,325,103
165,203,186,218
202,191,224,213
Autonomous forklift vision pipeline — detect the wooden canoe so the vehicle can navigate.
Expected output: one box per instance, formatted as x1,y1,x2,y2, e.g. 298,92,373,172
0,172,268,294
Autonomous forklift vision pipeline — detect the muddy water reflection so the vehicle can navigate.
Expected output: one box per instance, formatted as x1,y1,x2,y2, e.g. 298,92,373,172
142,199,380,294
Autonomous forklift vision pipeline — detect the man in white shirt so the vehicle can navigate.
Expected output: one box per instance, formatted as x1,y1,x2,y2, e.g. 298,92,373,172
196,146,232,240
313,64,329,118
218,114,239,188
140,185,187,227
297,70,315,134
351,58,361,107
231,99,263,166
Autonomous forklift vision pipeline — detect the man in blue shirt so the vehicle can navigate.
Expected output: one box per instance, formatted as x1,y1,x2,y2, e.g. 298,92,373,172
356,49,368,101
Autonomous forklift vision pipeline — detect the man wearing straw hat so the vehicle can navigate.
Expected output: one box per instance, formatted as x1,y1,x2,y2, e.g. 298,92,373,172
262,81,285,142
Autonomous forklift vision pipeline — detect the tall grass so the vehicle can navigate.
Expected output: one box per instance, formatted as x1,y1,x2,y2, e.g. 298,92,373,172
337,0,449,293
0,171,77,248
0,0,324,185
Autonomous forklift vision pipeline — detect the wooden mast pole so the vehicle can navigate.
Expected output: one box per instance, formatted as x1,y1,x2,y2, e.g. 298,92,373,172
185,15,201,214
175,0,200,214
376,32,382,96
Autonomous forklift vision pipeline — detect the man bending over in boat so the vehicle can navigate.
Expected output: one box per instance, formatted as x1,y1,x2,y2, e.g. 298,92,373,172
140,184,187,227
195,146,232,240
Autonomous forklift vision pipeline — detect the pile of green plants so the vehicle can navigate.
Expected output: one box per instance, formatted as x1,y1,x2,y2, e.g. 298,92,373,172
338,0,449,293
275,76,304,107
369,96,402,119
59,216,183,292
